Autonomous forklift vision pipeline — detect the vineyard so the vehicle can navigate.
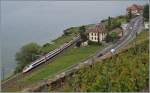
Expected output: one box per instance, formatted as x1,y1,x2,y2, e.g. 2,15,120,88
54,31,149,92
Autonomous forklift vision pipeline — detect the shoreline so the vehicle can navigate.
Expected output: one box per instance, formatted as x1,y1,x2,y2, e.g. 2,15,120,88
2,15,126,81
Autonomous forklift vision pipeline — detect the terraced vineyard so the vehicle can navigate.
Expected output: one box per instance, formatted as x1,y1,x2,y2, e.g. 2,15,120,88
54,31,149,92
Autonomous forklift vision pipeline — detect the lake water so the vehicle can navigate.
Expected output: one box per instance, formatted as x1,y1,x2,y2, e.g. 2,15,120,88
1,1,148,79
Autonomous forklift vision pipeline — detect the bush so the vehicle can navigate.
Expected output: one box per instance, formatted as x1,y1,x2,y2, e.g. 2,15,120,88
105,17,122,31
63,27,79,36
79,26,88,42
88,40,102,45
61,40,149,92
43,43,51,47
143,4,149,21
76,41,82,47
105,32,118,43
63,29,72,36
101,19,107,23
15,42,41,73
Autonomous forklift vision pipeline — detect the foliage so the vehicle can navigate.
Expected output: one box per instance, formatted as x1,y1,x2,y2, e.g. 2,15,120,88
76,41,82,47
101,19,107,23
79,26,88,42
88,40,102,45
18,45,103,83
106,17,122,31
15,43,41,73
128,9,132,20
40,43,56,54
107,16,112,31
14,24,92,74
143,4,149,21
61,39,149,92
105,32,118,43
63,27,79,36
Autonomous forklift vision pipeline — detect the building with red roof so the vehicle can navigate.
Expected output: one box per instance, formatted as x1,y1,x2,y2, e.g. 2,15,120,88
126,4,143,15
86,23,107,42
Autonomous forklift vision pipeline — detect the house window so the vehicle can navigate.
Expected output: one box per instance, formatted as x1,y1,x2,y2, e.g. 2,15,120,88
91,37,93,40
95,33,96,36
95,37,97,40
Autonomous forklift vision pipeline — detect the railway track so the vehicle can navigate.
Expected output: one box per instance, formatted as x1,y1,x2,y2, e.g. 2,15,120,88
1,36,80,91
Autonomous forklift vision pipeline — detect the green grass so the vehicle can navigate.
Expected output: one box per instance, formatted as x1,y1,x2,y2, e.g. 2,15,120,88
127,30,148,47
41,35,75,53
133,30,148,42
40,24,95,53
18,44,104,84
1,20,104,92
102,15,127,26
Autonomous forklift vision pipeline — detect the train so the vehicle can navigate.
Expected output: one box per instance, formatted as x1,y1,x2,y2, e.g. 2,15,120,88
22,36,80,73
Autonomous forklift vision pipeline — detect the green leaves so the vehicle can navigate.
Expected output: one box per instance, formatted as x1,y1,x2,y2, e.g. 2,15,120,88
15,42,41,73
79,26,88,42
143,4,149,21
61,40,149,92
106,16,122,31
105,32,118,43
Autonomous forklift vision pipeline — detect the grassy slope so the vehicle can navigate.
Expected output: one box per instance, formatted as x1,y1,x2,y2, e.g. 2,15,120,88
2,16,128,91
18,24,101,84
39,24,96,53
2,24,100,92
17,17,127,87
18,44,104,84
57,31,149,92
40,27,79,53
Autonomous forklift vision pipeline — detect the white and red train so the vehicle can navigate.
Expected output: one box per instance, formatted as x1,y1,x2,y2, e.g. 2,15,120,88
22,36,80,73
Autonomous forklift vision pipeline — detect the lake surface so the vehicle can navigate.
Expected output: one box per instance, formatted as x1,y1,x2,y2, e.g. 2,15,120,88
1,1,148,79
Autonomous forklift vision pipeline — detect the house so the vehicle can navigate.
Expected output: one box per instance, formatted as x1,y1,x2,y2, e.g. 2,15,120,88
87,23,106,42
126,4,143,16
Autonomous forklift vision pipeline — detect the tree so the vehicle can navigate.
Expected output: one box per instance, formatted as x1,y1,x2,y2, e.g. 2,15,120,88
110,32,118,41
40,43,54,54
105,33,112,43
129,9,132,20
15,42,41,73
63,29,70,35
105,32,118,43
126,9,132,22
79,26,88,42
108,16,112,31
143,4,149,21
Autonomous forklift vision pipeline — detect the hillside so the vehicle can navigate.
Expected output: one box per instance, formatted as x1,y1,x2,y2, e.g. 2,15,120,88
53,31,149,92
2,15,125,92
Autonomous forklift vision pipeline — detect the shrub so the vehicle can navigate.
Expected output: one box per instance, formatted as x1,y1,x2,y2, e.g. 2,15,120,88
88,40,102,45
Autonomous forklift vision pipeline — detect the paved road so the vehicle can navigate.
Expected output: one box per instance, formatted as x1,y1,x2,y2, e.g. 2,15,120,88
97,16,143,57
80,15,143,66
